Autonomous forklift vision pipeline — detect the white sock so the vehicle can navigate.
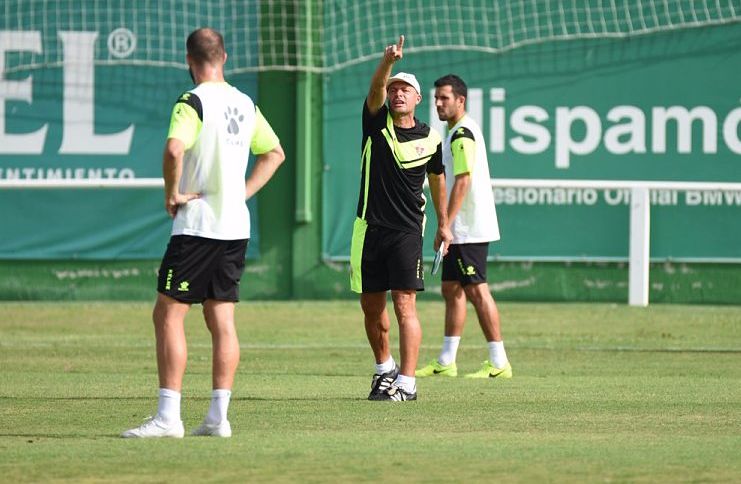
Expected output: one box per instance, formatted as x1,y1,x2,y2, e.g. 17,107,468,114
488,341,508,369
394,374,416,393
438,336,461,366
157,388,181,423
375,356,396,375
205,389,232,425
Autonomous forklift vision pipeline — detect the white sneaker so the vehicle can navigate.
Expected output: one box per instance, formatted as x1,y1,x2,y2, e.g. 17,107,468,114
121,416,184,438
191,420,232,437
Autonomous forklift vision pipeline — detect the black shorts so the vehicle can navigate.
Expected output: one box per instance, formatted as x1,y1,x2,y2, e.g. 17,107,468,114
350,218,423,293
441,242,489,286
157,235,249,303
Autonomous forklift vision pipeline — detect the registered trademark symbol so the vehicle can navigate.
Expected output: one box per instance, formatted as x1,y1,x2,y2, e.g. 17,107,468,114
107,28,136,58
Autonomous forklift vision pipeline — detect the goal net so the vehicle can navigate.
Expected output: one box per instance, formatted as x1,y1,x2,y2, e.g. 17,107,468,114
2,0,739,74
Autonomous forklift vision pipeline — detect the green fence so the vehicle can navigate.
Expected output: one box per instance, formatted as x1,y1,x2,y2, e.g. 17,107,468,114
1,1,740,302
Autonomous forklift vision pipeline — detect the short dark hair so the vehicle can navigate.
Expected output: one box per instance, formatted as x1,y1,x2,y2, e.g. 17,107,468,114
186,28,225,64
434,74,468,99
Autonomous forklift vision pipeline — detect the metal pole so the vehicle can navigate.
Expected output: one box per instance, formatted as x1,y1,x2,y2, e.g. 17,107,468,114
629,187,650,306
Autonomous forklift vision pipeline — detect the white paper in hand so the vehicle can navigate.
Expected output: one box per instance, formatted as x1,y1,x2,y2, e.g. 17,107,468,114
431,244,445,275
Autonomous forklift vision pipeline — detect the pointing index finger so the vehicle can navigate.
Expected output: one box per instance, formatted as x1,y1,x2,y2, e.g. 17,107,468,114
397,35,404,50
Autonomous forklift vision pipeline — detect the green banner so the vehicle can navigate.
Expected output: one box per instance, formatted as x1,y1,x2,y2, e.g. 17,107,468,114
0,9,260,259
323,24,741,261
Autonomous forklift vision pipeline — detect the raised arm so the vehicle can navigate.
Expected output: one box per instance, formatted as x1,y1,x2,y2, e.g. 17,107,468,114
366,35,404,115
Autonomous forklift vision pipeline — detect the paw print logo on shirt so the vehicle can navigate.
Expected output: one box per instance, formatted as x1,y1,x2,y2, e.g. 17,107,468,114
225,106,244,135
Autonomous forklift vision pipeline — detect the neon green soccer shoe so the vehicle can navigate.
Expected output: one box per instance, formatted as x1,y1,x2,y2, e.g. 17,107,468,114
415,360,457,377
464,361,513,379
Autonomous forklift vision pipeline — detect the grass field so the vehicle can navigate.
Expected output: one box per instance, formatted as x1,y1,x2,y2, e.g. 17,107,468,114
1,300,740,483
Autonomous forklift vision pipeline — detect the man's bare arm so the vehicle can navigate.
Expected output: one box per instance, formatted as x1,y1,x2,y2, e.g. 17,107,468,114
162,138,200,218
245,144,286,200
446,173,471,224
428,172,453,254
366,35,404,115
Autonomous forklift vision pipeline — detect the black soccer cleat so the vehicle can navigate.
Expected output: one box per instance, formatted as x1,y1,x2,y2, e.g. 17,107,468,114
379,383,417,401
368,365,399,400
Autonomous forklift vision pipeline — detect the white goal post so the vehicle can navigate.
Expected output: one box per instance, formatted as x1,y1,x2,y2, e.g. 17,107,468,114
492,178,741,306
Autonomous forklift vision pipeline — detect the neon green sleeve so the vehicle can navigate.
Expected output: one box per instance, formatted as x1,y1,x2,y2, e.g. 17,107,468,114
451,136,476,176
167,102,201,150
251,106,280,154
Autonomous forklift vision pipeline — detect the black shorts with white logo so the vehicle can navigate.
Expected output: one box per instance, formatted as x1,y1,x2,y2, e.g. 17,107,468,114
157,235,249,303
441,242,489,286
351,222,424,293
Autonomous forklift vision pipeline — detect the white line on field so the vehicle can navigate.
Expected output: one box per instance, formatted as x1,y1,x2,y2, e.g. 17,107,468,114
0,342,738,353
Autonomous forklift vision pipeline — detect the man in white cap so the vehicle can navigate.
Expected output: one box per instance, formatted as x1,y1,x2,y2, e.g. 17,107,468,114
350,35,452,401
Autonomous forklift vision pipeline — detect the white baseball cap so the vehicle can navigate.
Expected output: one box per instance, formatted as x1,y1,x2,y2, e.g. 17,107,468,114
386,72,421,95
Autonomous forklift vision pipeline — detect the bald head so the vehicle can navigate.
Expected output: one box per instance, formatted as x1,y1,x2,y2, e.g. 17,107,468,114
186,28,225,65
